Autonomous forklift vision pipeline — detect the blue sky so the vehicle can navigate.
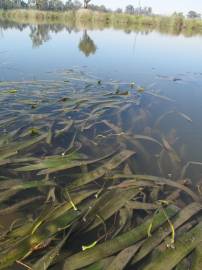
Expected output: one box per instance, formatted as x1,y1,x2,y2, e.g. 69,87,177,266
91,0,202,15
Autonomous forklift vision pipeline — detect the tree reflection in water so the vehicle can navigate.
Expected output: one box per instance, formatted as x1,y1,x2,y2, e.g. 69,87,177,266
29,25,51,47
78,30,97,57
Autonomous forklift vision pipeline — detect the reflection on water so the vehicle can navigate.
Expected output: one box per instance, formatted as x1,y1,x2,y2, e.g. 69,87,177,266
79,30,97,57
30,24,51,47
0,19,197,50
0,21,97,58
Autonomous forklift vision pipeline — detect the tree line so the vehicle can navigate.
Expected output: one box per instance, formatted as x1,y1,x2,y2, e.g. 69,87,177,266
1,0,106,11
0,0,152,14
0,0,150,13
0,0,201,19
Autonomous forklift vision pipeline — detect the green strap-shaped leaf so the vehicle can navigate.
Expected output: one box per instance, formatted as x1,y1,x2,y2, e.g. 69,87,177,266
63,205,178,270
143,221,202,270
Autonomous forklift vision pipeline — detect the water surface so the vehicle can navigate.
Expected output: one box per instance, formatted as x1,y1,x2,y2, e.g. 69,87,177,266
1,22,202,161
0,21,202,270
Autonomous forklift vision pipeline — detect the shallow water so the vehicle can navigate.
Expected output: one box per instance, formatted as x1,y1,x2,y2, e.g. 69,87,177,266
0,21,202,269
1,22,202,164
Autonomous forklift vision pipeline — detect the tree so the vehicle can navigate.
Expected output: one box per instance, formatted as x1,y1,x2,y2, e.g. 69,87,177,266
48,0,55,10
187,10,201,19
99,5,107,12
53,0,64,10
125,5,134,15
74,0,82,9
172,12,184,17
87,4,108,12
116,8,122,13
133,6,152,16
27,0,35,8
143,7,152,15
147,7,152,15
0,0,26,9
21,1,28,8
84,0,91,9
65,0,74,9
35,0,48,10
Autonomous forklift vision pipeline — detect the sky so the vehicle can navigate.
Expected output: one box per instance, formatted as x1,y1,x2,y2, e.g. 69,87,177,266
91,0,202,15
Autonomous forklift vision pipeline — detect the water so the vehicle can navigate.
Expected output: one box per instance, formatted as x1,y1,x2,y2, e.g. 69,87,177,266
1,22,202,162
1,24,202,82
0,21,202,269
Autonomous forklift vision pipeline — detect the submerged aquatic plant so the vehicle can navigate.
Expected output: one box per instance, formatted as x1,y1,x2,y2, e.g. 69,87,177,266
0,70,201,270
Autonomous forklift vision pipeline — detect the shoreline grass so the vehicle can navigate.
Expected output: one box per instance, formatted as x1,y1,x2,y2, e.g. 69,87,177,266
0,8,202,36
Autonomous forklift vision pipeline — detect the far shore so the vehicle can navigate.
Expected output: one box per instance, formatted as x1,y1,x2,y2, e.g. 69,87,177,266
0,8,202,35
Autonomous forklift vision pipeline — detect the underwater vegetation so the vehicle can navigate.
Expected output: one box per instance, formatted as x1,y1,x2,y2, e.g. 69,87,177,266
0,69,202,269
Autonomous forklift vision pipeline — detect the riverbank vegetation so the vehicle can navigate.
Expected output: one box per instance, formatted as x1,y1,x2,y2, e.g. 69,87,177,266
0,0,202,35
0,8,202,36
